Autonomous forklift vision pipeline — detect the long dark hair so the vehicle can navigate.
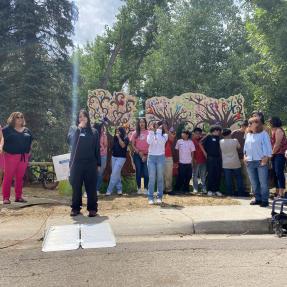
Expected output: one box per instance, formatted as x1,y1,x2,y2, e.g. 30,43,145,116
136,118,147,138
115,126,126,140
94,122,104,137
76,109,92,132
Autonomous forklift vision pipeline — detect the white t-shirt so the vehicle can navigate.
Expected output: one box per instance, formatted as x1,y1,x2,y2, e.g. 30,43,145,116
175,139,196,164
220,138,241,169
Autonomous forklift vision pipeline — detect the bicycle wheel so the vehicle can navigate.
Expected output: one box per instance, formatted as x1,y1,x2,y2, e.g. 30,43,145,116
42,171,59,190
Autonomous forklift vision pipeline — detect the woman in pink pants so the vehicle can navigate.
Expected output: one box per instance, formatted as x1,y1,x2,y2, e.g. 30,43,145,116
0,112,33,204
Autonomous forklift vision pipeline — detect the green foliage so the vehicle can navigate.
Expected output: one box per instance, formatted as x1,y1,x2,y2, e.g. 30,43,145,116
0,0,76,160
243,0,287,120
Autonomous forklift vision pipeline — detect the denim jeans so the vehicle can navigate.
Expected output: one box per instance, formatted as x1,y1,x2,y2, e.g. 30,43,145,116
133,153,149,189
96,155,107,191
193,162,207,192
246,161,269,203
164,157,174,192
272,154,286,189
207,156,222,192
147,155,165,200
106,156,126,194
223,168,245,196
175,163,192,192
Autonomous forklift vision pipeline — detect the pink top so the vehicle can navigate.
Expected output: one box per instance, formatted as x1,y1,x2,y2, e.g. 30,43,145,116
175,139,196,164
0,154,4,170
131,130,149,155
100,133,108,156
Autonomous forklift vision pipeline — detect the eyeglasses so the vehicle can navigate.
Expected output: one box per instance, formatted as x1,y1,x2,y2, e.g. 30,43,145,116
16,116,24,119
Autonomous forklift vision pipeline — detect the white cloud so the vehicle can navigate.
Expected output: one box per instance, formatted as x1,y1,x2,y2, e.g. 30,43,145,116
73,0,123,46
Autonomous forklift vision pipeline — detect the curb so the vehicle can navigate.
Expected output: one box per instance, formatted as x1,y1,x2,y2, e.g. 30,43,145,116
193,219,273,235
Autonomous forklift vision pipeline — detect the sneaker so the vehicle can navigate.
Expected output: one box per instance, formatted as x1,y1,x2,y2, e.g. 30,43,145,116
117,190,123,196
202,189,207,195
207,191,213,197
193,189,199,194
3,199,11,204
143,188,148,195
156,198,162,204
215,191,223,197
137,188,143,195
148,200,154,205
105,191,112,196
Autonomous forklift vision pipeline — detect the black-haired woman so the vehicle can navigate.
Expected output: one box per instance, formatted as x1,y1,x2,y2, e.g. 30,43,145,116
106,127,129,196
131,118,149,194
269,117,287,198
68,109,101,217
94,123,108,195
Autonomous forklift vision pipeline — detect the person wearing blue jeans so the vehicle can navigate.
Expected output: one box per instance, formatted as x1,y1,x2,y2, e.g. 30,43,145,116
146,122,168,204
147,154,165,202
133,153,149,191
244,117,272,207
106,127,129,196
96,155,107,193
224,168,245,196
220,129,245,196
106,156,126,195
269,116,287,198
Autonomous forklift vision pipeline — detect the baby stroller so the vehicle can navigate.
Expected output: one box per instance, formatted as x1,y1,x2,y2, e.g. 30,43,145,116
271,198,287,237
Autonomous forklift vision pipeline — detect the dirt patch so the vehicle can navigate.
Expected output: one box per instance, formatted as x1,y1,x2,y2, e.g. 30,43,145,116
0,187,239,218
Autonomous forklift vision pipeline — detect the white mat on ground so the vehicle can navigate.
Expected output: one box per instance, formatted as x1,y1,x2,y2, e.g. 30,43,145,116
81,223,116,249
42,223,116,252
42,224,80,252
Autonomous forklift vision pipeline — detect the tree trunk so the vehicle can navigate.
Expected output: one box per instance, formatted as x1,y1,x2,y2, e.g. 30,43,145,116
99,42,121,90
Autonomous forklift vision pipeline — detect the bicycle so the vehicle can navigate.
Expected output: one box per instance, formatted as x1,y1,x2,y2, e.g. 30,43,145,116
26,165,59,190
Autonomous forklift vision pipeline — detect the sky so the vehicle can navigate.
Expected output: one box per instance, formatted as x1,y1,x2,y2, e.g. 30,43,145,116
73,0,123,46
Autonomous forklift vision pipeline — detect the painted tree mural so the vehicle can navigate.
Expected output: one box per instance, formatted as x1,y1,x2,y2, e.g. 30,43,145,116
145,96,195,130
88,89,138,177
88,89,137,130
185,93,245,130
145,93,245,130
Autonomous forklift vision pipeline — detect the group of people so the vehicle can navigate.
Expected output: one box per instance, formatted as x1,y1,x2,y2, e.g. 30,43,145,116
1,109,286,217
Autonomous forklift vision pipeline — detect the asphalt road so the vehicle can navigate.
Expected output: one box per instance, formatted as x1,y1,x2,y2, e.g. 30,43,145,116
1,235,287,287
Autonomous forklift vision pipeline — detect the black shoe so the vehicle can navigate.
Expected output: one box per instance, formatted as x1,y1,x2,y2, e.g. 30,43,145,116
70,209,80,217
88,210,98,217
260,202,269,208
250,200,262,206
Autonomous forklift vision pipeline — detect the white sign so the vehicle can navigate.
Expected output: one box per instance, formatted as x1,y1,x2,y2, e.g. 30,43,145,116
52,153,71,181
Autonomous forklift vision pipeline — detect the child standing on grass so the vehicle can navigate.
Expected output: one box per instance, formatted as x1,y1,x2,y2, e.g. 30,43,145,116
200,125,223,197
174,130,195,194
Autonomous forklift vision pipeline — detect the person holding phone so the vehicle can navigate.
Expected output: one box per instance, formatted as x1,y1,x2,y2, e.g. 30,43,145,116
244,117,272,207
106,127,129,196
68,109,101,217
146,121,168,205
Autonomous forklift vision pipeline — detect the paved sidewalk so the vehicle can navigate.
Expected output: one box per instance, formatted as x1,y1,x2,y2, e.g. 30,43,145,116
0,198,274,249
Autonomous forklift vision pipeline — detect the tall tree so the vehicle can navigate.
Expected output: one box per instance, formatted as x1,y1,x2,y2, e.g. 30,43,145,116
0,0,77,159
243,0,287,119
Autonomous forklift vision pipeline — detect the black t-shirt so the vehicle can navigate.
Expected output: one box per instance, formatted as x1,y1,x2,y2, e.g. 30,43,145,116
112,136,129,158
2,126,33,154
202,135,221,158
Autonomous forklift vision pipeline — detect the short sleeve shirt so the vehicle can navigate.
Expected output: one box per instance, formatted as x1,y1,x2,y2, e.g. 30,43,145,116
131,130,149,155
220,138,241,169
175,139,196,164
202,135,221,158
